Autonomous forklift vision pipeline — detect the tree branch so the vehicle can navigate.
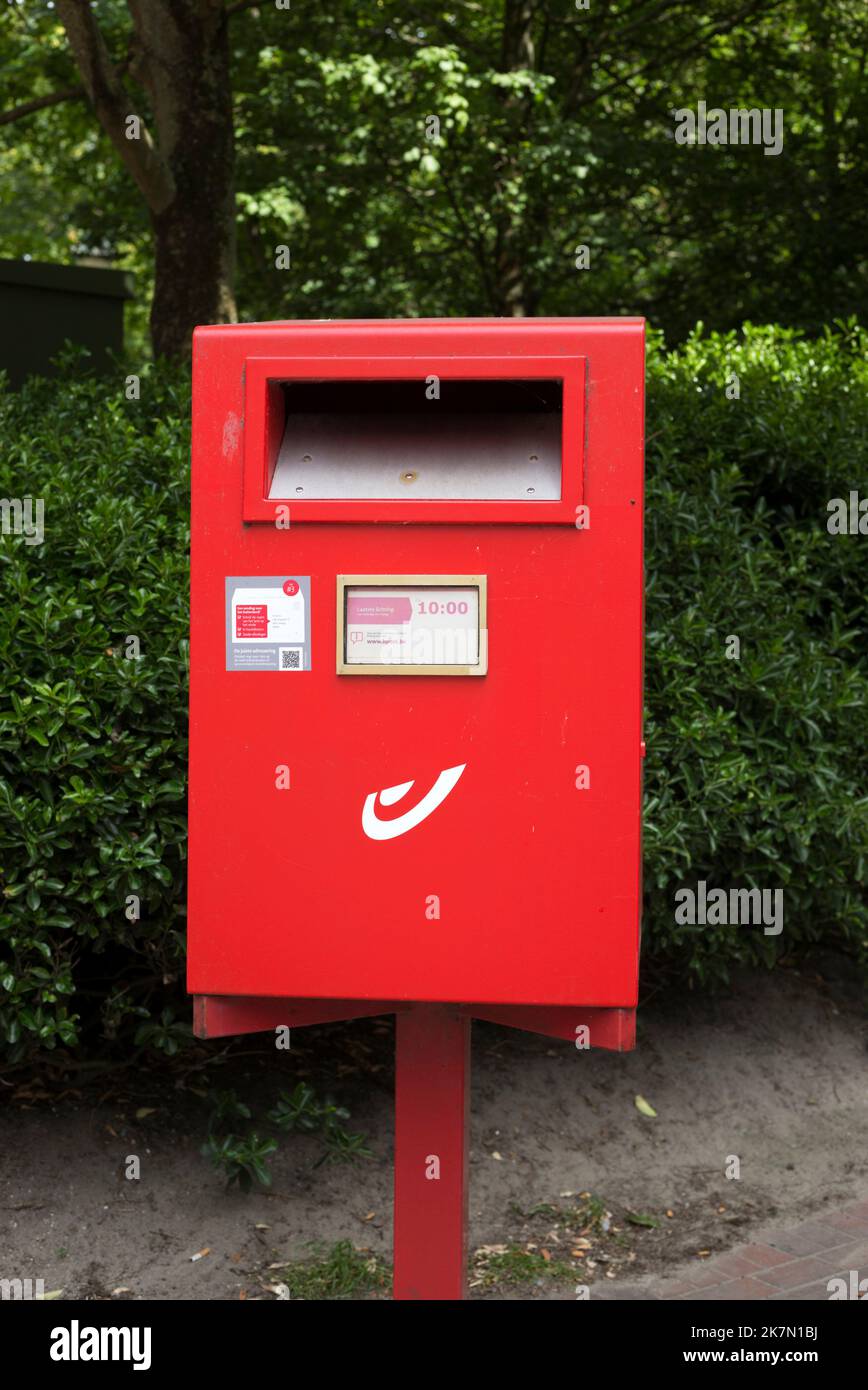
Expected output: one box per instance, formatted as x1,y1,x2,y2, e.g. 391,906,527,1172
560,0,786,115
567,0,785,113
0,86,85,128
55,0,175,214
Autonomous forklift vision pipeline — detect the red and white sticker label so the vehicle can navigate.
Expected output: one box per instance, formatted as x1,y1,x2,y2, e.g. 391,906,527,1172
226,576,311,671
232,586,304,644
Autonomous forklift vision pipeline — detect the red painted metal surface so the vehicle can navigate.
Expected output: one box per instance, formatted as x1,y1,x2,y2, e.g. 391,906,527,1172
465,1004,636,1051
193,996,636,1049
394,1005,470,1300
188,317,645,1010
192,994,410,1039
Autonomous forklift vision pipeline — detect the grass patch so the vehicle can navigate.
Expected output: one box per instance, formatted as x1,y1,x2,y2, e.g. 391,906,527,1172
470,1244,577,1289
500,1191,666,1286
276,1240,390,1300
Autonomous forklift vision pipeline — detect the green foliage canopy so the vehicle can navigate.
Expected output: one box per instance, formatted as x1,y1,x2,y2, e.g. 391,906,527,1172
1,0,866,349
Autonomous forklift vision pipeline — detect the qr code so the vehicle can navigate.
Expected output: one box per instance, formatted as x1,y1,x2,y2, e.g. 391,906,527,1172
279,647,303,671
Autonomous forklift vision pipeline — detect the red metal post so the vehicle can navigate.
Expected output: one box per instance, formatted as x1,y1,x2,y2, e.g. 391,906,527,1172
393,1005,470,1300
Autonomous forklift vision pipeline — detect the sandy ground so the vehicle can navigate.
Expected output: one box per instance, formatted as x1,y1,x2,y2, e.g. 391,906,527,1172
1,965,865,1299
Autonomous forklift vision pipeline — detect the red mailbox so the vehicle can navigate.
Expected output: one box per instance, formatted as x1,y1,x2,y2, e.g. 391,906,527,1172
188,317,645,1298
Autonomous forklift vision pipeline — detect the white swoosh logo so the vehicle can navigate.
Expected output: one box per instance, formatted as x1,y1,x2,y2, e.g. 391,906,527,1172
362,764,466,841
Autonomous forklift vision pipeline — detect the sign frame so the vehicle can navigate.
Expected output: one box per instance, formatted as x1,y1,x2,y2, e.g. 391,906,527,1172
336,573,488,676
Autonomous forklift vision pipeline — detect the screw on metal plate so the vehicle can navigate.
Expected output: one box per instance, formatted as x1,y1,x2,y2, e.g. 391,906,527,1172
527,455,538,496
400,470,418,485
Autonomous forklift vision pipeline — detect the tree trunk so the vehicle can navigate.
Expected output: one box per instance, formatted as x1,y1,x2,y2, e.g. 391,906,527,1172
147,90,236,360
59,0,237,361
492,0,537,317
131,0,237,359
150,194,236,361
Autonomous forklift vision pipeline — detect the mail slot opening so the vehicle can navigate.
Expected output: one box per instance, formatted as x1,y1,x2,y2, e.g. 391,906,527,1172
267,377,563,501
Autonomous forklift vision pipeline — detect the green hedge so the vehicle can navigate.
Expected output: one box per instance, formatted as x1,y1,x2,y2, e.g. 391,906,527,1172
0,324,866,1057
643,322,867,986
0,358,190,1055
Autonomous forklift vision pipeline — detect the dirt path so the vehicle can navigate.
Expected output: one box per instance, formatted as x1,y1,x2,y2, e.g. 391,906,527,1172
1,967,864,1299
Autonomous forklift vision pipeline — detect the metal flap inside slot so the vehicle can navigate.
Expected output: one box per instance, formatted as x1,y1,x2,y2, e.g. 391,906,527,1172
269,378,562,502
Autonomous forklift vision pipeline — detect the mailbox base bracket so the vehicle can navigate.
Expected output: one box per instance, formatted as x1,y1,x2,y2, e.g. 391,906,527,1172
192,995,635,1050
192,995,411,1037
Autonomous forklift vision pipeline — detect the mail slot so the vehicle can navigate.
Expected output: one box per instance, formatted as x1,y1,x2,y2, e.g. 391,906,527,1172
272,377,563,501
188,318,645,1011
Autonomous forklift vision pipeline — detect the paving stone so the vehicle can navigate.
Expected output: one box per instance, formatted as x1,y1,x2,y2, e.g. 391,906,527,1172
764,1223,852,1257
824,1213,868,1237
756,1254,846,1290
655,1279,703,1298
767,1285,837,1301
591,1286,658,1300
689,1277,771,1300
709,1250,778,1280
681,1263,729,1289
737,1243,795,1270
